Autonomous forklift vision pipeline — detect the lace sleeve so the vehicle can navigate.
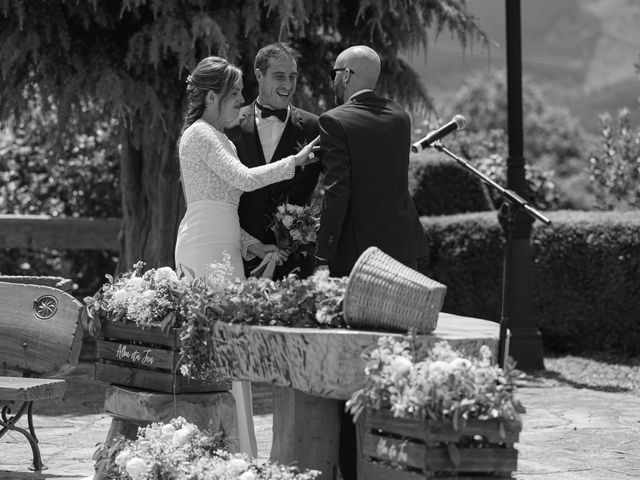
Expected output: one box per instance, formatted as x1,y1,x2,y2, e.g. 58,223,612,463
240,228,260,261
198,125,296,192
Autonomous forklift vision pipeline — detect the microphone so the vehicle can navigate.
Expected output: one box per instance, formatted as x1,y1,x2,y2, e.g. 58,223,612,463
411,115,466,153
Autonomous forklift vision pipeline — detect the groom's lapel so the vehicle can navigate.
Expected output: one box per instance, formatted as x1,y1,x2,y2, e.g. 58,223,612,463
238,102,266,167
268,107,306,200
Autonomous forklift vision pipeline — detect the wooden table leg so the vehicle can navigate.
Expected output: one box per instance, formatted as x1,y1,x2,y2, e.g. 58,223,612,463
270,386,342,480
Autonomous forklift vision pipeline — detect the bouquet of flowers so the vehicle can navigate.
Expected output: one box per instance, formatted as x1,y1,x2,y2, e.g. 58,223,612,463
93,417,321,480
271,203,320,255
83,261,192,335
347,337,525,425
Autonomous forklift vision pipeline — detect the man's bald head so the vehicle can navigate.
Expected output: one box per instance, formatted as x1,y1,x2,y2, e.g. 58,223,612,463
332,45,381,104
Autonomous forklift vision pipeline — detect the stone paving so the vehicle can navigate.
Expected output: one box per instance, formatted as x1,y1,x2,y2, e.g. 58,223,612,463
1,361,639,479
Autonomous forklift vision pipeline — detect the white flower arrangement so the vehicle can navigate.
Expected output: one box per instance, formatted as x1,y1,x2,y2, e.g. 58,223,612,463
83,255,236,335
347,337,525,425
94,417,320,480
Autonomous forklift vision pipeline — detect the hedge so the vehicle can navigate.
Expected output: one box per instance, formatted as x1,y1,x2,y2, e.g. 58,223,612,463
418,210,640,356
409,156,495,216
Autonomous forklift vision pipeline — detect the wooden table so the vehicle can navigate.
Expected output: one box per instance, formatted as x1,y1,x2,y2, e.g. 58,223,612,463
209,312,500,479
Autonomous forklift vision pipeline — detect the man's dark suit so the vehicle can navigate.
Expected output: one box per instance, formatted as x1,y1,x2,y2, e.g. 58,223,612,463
317,91,429,480
226,102,321,278
316,91,428,276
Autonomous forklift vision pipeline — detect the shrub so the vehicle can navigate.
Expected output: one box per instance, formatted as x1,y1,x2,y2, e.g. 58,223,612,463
417,69,593,210
0,113,121,297
419,210,640,356
409,156,494,216
589,109,640,210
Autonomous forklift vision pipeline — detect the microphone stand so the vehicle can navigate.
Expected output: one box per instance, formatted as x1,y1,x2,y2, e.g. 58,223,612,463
431,141,551,368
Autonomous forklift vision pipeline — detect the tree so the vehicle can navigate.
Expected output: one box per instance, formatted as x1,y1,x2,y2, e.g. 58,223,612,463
419,69,591,210
0,0,485,268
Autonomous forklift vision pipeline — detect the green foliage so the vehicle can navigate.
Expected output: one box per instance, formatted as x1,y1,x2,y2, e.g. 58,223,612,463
421,69,591,211
419,210,640,356
589,109,640,210
408,156,494,215
0,113,120,296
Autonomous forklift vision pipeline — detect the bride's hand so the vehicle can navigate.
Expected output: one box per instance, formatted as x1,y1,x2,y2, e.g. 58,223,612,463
248,243,288,264
293,136,321,167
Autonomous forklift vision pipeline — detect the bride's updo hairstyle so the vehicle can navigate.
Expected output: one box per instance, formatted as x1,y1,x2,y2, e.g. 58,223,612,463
182,56,242,133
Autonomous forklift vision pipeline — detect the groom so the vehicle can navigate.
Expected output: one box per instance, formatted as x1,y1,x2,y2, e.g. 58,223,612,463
226,42,321,279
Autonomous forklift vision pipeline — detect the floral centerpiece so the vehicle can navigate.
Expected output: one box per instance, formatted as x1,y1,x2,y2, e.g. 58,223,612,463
83,261,191,335
347,336,524,423
94,417,320,480
347,337,525,478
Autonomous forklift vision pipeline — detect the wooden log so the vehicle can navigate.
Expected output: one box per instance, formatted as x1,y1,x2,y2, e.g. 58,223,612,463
209,313,499,401
103,385,240,452
0,281,84,375
0,214,120,250
270,387,341,480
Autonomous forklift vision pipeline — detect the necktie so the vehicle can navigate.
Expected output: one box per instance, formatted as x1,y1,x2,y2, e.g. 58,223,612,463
256,103,288,122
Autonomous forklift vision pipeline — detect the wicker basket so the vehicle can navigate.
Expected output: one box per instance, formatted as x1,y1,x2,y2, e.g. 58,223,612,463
343,247,446,333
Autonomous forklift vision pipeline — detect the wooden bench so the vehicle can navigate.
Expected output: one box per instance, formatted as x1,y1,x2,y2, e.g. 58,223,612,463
0,276,84,472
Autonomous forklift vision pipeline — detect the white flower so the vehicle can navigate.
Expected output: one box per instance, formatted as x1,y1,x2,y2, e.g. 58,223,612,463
154,266,179,284
126,277,146,290
450,358,471,370
172,427,190,447
239,470,257,480
114,450,130,468
390,356,413,377
112,288,129,306
227,457,250,476
125,457,149,480
278,205,286,214
282,215,294,228
161,423,176,440
290,229,302,240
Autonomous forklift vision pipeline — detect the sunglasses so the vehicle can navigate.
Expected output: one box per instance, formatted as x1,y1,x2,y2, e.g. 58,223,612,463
330,67,354,81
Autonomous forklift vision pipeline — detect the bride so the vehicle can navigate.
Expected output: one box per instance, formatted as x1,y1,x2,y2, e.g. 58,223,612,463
174,56,319,457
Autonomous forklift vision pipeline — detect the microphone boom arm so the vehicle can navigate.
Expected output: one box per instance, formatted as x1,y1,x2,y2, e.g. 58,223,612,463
432,142,551,225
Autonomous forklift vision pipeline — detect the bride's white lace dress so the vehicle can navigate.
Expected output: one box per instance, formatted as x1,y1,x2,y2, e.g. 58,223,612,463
175,118,295,457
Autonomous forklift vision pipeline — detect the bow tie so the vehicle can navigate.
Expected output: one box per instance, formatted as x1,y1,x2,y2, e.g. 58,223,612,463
256,103,288,122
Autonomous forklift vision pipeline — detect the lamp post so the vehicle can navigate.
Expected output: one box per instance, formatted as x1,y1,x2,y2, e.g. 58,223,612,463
503,0,544,370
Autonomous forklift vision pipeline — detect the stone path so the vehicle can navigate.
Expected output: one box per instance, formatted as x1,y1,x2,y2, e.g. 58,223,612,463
1,362,639,479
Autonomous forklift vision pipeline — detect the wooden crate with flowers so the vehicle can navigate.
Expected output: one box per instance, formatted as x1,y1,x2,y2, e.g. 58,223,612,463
84,262,230,394
347,337,525,480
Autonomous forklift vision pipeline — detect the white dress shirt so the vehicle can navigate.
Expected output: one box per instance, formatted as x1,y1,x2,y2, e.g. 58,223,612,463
255,104,290,163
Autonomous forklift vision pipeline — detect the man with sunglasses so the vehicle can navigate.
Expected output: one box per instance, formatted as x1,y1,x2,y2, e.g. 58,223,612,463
316,45,427,276
315,45,429,480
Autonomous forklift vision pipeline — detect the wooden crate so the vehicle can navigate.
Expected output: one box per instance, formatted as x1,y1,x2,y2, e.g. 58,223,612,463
95,320,230,394
357,408,521,479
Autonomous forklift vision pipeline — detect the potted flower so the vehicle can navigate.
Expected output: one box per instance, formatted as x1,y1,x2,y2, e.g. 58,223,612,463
84,261,230,393
347,337,525,479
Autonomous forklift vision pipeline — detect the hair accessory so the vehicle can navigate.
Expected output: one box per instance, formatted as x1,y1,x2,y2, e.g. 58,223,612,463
186,74,193,84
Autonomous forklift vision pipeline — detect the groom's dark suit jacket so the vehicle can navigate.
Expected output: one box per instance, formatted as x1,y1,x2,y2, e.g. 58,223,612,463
316,91,428,275
225,102,321,277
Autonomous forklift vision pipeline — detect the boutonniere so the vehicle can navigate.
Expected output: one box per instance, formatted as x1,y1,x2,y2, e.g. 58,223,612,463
294,139,309,154
294,139,315,169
